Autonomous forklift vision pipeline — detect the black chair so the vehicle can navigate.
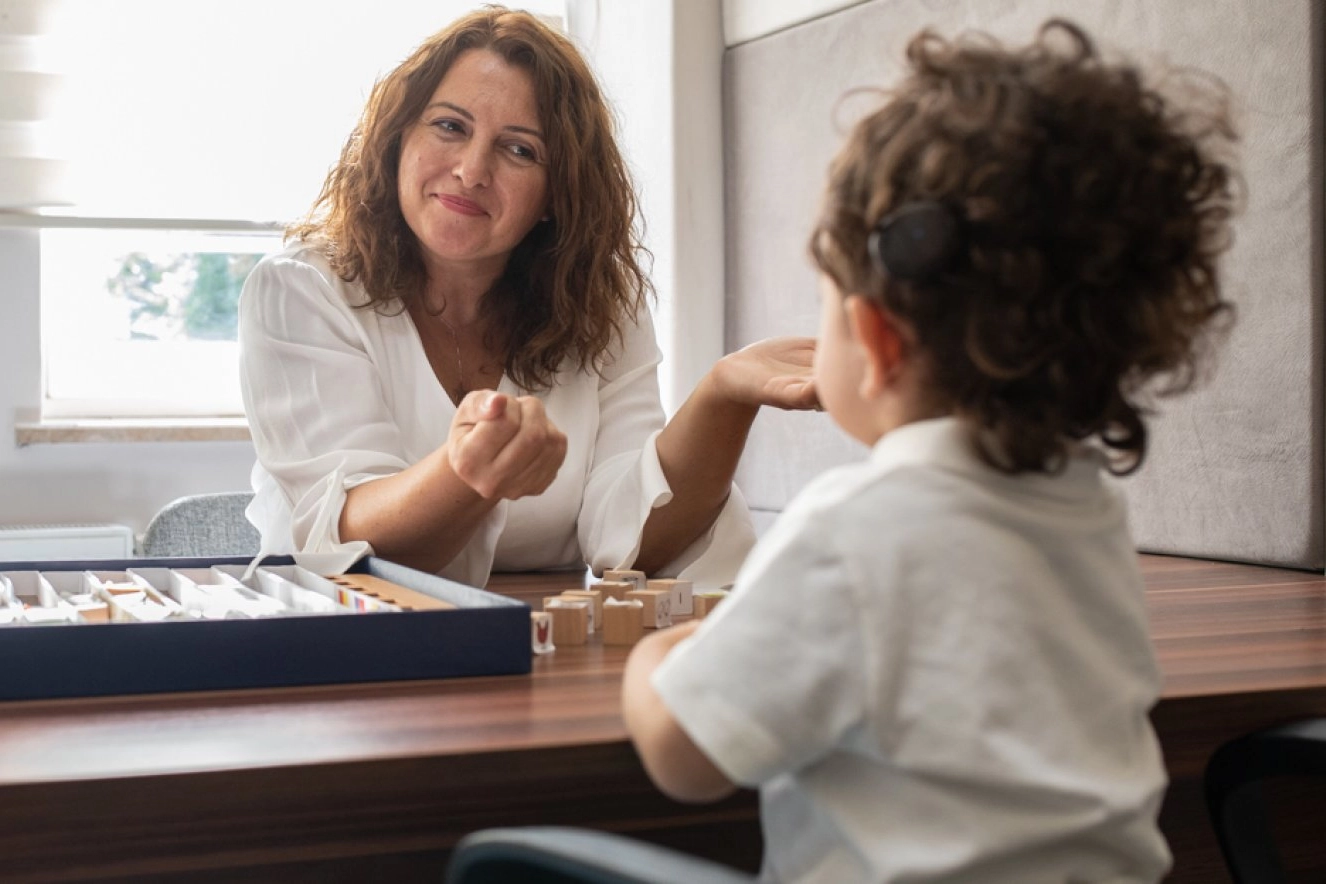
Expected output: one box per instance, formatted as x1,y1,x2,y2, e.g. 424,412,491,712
141,491,261,558
443,826,755,884
1204,718,1326,883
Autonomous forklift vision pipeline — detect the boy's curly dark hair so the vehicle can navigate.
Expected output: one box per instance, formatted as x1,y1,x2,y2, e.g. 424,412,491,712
810,19,1238,474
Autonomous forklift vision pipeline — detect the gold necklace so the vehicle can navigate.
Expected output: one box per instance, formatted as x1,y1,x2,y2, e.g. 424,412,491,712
413,299,469,401
434,311,467,398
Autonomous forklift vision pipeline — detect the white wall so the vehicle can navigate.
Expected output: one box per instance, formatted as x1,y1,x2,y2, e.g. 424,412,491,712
566,0,726,413
722,0,866,46
0,1,727,538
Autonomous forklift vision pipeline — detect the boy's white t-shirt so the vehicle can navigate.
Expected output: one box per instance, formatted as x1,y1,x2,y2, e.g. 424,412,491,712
653,417,1171,884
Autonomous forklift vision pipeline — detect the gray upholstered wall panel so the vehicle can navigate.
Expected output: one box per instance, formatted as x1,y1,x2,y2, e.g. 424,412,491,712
725,0,1323,569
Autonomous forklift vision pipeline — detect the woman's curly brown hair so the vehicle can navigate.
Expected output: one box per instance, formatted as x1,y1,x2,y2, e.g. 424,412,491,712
810,19,1238,474
287,7,651,391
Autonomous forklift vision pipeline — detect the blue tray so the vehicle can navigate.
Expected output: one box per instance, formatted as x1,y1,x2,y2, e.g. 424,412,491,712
0,555,531,701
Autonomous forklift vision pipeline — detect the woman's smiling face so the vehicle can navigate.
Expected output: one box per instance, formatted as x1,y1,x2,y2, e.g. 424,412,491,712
397,48,549,282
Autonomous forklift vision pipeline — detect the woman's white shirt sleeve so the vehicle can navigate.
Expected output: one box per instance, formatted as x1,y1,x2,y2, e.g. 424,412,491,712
240,252,421,571
574,306,755,587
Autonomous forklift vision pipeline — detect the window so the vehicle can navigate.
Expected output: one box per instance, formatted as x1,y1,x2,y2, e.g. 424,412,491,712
33,0,565,420
40,226,281,417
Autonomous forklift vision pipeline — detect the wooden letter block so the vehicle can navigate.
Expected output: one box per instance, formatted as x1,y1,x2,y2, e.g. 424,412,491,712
561,589,604,625
544,599,590,646
530,611,555,655
602,598,644,646
624,589,671,629
602,569,647,590
692,590,729,619
545,595,594,632
595,580,634,602
647,578,692,616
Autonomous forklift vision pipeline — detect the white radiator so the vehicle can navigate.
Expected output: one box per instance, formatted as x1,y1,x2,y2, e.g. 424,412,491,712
0,524,135,562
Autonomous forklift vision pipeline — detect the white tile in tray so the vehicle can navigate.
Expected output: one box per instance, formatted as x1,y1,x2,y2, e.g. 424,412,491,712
0,574,16,624
86,570,150,590
160,568,287,620
39,569,93,599
83,571,185,624
0,571,81,625
114,567,292,621
4,570,66,607
215,564,385,614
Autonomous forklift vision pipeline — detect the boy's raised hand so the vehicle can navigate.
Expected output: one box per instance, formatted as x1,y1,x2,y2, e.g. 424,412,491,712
447,390,568,501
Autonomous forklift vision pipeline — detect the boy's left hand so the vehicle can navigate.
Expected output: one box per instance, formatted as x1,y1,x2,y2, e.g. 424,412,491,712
712,336,819,411
622,620,738,804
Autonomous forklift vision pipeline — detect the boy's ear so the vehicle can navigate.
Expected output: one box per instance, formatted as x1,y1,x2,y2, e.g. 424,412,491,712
844,294,907,398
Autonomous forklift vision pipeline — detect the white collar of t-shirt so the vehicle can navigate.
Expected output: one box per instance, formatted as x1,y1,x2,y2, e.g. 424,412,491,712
867,416,1111,502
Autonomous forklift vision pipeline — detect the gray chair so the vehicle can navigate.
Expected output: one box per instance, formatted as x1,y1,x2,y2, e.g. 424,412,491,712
444,827,754,884
141,491,261,558
1204,718,1326,884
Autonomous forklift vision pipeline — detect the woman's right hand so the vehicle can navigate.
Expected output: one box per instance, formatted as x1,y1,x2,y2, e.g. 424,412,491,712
447,390,568,501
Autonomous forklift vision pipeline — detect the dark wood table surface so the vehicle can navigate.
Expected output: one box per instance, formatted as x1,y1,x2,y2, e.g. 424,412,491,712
1,555,1324,882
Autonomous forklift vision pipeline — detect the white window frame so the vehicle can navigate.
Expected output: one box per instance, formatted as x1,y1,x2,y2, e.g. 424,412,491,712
36,215,283,420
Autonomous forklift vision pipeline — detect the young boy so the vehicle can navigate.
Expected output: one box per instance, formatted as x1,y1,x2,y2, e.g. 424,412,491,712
623,19,1237,884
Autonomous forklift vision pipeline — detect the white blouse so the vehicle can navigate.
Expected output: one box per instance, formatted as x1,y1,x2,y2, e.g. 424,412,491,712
238,243,755,589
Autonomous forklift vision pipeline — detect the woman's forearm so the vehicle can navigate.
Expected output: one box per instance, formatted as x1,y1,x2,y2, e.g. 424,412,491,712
634,370,758,575
338,445,500,573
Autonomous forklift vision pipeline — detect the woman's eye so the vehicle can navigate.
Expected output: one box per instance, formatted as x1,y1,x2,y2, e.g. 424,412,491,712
429,119,465,136
504,142,540,165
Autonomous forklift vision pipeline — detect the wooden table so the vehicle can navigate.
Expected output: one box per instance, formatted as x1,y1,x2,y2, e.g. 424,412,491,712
0,556,1323,882
1141,555,1326,883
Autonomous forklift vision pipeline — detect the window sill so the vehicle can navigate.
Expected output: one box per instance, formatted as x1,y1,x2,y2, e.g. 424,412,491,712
15,417,252,446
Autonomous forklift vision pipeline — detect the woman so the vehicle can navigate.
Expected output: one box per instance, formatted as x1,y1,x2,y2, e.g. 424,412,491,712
239,7,816,588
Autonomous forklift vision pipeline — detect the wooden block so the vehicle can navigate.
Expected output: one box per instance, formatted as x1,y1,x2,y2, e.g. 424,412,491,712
327,574,457,612
602,598,644,646
692,590,729,619
647,579,692,616
544,595,595,632
544,599,590,645
101,581,145,597
530,611,555,655
74,602,110,623
624,589,671,629
561,589,603,625
595,580,634,602
602,569,646,590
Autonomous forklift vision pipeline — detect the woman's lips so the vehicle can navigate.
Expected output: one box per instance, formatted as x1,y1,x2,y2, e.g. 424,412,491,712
437,194,487,216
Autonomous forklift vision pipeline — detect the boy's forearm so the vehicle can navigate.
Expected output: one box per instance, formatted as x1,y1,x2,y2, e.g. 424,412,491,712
622,622,738,803
622,623,694,741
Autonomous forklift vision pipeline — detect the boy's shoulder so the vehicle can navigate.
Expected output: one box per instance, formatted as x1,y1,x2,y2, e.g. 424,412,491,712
780,419,993,525
764,456,974,579
771,420,1123,566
